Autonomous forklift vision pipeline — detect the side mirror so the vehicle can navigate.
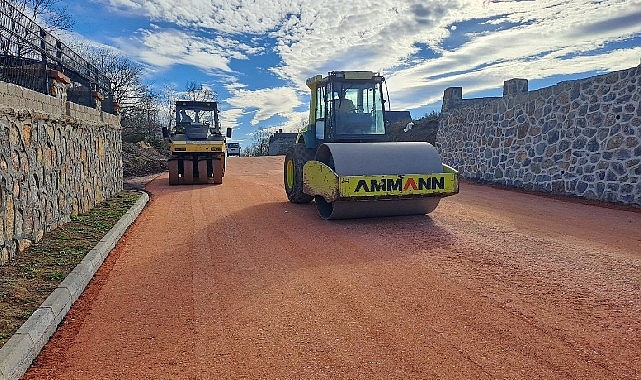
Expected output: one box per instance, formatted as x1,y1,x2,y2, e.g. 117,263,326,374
162,127,169,139
226,127,232,138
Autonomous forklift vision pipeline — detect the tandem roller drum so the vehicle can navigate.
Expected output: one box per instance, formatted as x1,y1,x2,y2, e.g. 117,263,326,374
315,197,441,220
309,142,447,220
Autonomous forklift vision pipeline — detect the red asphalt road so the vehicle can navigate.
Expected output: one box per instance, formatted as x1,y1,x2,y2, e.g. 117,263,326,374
25,156,641,379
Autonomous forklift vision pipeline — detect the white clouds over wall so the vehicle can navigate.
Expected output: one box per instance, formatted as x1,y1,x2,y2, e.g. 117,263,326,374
99,0,641,130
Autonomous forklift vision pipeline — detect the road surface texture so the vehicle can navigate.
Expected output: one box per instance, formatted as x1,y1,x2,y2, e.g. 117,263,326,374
25,156,641,379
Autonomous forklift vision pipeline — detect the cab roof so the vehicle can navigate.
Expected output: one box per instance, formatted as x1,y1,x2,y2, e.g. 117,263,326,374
306,71,384,88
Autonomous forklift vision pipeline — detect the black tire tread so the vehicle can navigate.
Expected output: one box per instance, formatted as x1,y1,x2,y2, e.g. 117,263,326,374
284,143,314,203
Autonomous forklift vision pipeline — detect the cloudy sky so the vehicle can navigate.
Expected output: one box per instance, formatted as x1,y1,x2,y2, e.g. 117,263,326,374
59,0,641,148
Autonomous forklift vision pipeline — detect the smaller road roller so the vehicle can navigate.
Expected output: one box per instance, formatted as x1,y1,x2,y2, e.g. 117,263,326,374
284,71,459,219
163,100,232,185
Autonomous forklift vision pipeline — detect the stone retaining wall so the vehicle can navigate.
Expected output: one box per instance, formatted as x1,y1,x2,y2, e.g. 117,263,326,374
268,132,297,156
0,82,122,264
438,63,640,207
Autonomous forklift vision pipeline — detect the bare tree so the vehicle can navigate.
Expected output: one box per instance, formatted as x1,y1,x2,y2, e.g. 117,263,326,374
11,0,73,33
119,88,164,142
185,81,217,101
81,46,147,108
160,83,179,130
244,129,272,157
0,0,72,58
72,44,163,141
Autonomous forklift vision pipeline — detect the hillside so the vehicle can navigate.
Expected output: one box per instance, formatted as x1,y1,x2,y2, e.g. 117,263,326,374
122,141,169,177
388,115,439,144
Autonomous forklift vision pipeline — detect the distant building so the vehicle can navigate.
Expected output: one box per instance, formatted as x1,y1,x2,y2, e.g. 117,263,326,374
268,130,297,156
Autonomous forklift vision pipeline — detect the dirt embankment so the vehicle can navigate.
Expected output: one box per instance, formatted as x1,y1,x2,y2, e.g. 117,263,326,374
122,141,169,178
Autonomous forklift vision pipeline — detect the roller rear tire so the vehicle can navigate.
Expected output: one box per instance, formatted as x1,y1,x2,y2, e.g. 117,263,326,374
284,143,314,203
213,158,223,184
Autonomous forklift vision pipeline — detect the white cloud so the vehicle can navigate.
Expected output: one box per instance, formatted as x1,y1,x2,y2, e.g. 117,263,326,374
131,29,231,71
219,107,245,129
119,27,267,74
99,0,641,121
101,0,303,34
384,0,641,110
223,87,305,131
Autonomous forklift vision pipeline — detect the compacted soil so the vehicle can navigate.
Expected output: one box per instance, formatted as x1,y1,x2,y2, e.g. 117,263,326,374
25,156,641,379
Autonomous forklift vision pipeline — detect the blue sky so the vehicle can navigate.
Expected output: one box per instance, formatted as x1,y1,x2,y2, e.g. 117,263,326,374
57,0,641,149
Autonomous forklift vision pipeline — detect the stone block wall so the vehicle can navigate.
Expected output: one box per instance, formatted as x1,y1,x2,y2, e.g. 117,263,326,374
438,63,640,207
0,82,122,264
268,132,297,156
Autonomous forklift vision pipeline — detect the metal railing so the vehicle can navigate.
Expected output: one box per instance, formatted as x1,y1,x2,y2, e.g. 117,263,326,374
0,0,114,113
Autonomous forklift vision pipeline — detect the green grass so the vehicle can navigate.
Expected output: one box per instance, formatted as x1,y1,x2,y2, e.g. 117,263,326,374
0,190,143,348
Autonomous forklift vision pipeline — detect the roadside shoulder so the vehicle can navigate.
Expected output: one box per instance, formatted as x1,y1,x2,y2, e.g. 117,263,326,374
0,192,149,380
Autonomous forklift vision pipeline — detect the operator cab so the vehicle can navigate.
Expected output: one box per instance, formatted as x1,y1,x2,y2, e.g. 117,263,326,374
312,71,388,143
162,100,232,141
175,100,221,140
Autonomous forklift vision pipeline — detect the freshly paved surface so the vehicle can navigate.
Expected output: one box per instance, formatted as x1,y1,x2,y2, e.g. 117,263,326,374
24,156,641,379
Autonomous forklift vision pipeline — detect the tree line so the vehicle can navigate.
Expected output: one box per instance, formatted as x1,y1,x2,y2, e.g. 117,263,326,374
7,0,306,157
4,0,215,148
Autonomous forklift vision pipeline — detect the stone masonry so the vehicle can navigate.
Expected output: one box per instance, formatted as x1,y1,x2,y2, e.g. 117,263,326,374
438,62,640,207
0,82,122,264
268,131,297,156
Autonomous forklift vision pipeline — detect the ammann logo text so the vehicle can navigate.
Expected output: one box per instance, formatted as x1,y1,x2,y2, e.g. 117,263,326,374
354,176,446,193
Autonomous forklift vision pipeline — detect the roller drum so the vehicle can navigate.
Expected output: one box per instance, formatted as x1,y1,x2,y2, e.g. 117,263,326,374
315,197,440,220
314,142,444,220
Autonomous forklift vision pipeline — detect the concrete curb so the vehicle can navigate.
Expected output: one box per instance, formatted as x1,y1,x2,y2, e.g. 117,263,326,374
0,191,150,380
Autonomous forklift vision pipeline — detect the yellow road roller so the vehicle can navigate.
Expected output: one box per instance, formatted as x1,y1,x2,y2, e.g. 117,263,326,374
162,100,232,185
284,71,459,219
